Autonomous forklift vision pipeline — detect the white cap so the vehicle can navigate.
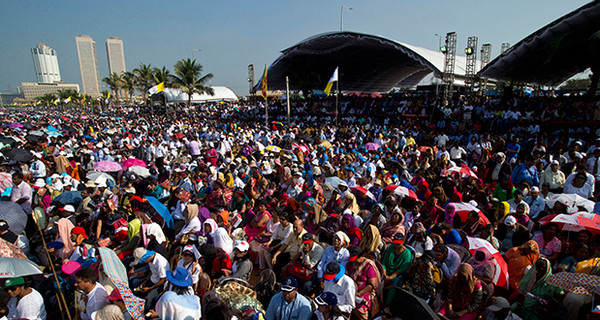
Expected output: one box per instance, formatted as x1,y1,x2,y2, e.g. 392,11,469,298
234,240,249,252
504,215,517,226
530,186,540,193
62,205,75,213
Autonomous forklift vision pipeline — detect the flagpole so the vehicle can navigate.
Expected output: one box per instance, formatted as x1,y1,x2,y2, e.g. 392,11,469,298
286,76,291,125
335,75,339,127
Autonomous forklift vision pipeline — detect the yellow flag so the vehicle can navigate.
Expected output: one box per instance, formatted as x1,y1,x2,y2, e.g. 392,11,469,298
324,67,339,96
261,65,267,99
148,82,164,95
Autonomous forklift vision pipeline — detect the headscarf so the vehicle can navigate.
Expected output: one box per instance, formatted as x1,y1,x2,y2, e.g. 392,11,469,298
341,213,362,245
497,201,510,221
340,192,360,215
334,231,351,247
505,240,540,291
204,219,218,236
146,223,167,245
359,224,381,253
449,263,480,310
184,204,199,224
444,203,456,225
519,257,552,293
467,249,493,270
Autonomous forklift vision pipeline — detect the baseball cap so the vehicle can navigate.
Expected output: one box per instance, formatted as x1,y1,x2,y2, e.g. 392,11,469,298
487,297,510,312
302,233,314,244
3,277,25,289
348,246,362,262
550,160,559,165
530,186,540,193
234,240,249,252
281,276,298,292
392,233,405,245
60,205,75,213
315,291,338,307
323,262,344,282
71,226,88,239
504,215,517,227
131,247,153,266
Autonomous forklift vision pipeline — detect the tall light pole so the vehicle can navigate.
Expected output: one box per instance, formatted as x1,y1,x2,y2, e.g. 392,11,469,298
435,34,442,97
435,34,442,51
192,48,201,60
340,5,354,31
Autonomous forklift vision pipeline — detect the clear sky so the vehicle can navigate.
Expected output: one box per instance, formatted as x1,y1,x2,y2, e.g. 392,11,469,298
0,0,590,96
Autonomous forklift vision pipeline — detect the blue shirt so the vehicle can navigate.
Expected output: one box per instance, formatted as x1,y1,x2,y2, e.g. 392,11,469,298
511,163,539,186
265,292,311,320
317,246,350,278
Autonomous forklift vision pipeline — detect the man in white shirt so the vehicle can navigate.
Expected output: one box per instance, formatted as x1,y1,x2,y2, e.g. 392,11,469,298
323,262,356,316
75,268,109,320
4,277,47,320
30,153,47,179
132,247,169,308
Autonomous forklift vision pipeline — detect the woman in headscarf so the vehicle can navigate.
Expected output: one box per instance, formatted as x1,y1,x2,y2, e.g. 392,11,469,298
175,204,201,244
517,257,564,320
145,222,168,258
380,211,405,245
493,201,510,223
467,249,496,286
406,222,433,258
359,224,381,257
115,210,152,259
204,218,233,256
339,191,360,215
505,240,540,291
340,213,362,246
346,247,382,320
532,222,561,264
444,203,461,228
362,204,387,230
438,263,483,320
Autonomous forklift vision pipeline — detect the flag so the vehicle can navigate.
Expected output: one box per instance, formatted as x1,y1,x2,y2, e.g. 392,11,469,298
148,82,165,95
324,67,339,96
65,96,71,103
54,98,60,105
80,96,86,104
261,65,267,99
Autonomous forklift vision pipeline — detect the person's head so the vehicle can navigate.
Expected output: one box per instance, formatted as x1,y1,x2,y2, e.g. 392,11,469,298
534,258,549,280
575,243,591,261
530,186,540,198
380,306,397,320
315,291,338,314
474,250,487,262
513,189,523,202
11,172,23,185
573,172,587,187
480,224,495,239
487,297,511,318
278,212,290,227
302,233,314,252
515,203,526,216
280,276,298,303
550,160,560,172
542,222,559,239
392,233,405,252
182,245,198,264
433,243,448,262
292,219,304,235
70,226,88,245
504,215,517,231
578,230,592,244
467,210,479,223
3,277,27,299
390,211,402,225
74,268,97,293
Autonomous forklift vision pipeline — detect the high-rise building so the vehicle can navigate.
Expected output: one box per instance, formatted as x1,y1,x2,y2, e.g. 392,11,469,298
31,43,61,83
75,35,101,96
106,37,126,75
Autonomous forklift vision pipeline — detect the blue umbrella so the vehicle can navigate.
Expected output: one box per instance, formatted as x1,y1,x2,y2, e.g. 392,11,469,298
145,196,173,228
53,191,82,205
80,135,95,140
0,201,27,234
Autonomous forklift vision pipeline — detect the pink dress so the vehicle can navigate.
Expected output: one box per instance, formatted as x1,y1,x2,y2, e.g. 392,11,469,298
243,210,271,242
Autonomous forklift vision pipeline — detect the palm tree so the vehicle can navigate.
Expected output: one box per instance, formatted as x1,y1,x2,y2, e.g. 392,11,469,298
103,73,123,103
170,58,214,107
133,63,154,103
57,89,79,100
153,66,171,86
121,71,136,105
37,93,56,107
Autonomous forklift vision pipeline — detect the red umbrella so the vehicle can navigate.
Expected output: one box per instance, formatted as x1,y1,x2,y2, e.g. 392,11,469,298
442,165,478,178
539,213,600,233
351,186,376,201
467,237,509,289
448,202,490,226
364,142,381,151
291,143,309,154
121,158,147,169
384,185,418,200
173,133,184,139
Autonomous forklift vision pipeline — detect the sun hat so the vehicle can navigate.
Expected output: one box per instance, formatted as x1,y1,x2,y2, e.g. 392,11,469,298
487,297,510,312
315,291,338,307
167,267,193,288
281,276,298,292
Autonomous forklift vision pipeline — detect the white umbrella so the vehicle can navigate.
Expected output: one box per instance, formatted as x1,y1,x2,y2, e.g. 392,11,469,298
0,257,43,278
546,193,595,213
129,166,150,178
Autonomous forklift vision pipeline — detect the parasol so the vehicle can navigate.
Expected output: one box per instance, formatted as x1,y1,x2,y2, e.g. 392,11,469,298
442,165,478,178
466,237,509,289
351,186,376,201
0,238,27,259
94,160,123,172
0,256,42,277
1,148,33,162
145,196,173,228
0,172,12,192
324,176,344,189
53,191,83,205
0,201,27,234
385,185,418,200
448,202,490,226
129,166,150,178
363,142,380,151
121,158,147,169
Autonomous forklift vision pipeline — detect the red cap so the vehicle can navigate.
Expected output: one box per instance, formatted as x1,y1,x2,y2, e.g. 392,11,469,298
72,226,88,239
348,255,358,262
323,272,336,281
302,239,313,244
392,239,404,245
329,212,339,217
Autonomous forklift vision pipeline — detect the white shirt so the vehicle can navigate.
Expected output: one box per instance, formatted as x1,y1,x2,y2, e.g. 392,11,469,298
323,274,356,314
7,288,46,320
82,283,108,320
149,253,170,284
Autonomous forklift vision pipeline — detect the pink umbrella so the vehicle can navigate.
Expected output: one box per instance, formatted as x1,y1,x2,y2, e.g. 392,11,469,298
121,158,147,169
442,165,478,178
363,142,380,151
467,237,509,289
291,143,309,154
351,186,376,201
384,185,418,200
93,160,123,173
448,202,490,226
0,172,12,192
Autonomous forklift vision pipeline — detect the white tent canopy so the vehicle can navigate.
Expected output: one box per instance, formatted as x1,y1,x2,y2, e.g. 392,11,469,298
163,86,238,103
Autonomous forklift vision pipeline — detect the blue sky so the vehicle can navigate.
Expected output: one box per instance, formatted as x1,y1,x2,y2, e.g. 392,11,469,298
0,0,590,96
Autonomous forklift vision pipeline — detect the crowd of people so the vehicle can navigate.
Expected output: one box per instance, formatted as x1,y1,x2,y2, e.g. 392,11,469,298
0,92,599,320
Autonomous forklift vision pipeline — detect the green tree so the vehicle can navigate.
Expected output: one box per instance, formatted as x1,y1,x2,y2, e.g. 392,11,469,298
121,71,136,105
133,63,154,103
36,93,56,106
153,66,171,87
103,72,123,103
170,58,214,107
57,89,79,100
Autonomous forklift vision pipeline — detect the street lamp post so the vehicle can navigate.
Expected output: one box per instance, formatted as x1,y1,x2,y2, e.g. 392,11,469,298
340,5,354,31
435,34,442,97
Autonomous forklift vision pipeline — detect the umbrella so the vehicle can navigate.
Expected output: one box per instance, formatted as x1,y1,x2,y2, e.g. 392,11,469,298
86,171,116,185
0,256,42,277
23,123,34,130
94,160,123,172
539,213,600,233
546,193,595,213
145,196,173,228
47,125,57,132
363,142,380,151
351,186,376,201
265,145,282,153
0,137,19,145
291,142,309,154
122,158,146,169
442,165,478,178
448,202,490,226
47,131,62,138
113,279,145,320
98,247,128,284
0,238,26,259
0,172,12,192
0,201,27,234
80,135,95,141
25,134,43,142
173,133,184,139
319,140,333,149
129,166,150,178
7,123,23,128
53,191,82,205
29,130,45,136
466,237,509,289
1,148,33,162
324,176,344,189
546,272,600,296
385,185,418,200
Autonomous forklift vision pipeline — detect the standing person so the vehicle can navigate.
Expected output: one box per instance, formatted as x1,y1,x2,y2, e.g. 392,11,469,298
74,268,109,320
265,276,312,320
3,277,47,320
11,172,33,215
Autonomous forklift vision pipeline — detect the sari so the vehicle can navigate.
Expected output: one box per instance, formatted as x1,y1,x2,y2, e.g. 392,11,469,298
518,258,564,320
439,264,483,320
380,216,405,244
347,258,381,320
382,245,413,277
243,209,271,242
505,240,540,291
56,217,75,259
359,224,381,255
340,214,362,246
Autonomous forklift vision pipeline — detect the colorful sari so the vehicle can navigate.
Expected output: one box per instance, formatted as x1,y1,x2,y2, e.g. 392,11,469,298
347,258,381,320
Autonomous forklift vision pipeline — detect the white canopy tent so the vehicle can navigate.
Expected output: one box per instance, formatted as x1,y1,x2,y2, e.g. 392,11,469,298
163,86,238,103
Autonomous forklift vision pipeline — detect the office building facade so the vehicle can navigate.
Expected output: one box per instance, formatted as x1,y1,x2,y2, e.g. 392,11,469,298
106,37,126,75
75,35,101,96
31,43,61,83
